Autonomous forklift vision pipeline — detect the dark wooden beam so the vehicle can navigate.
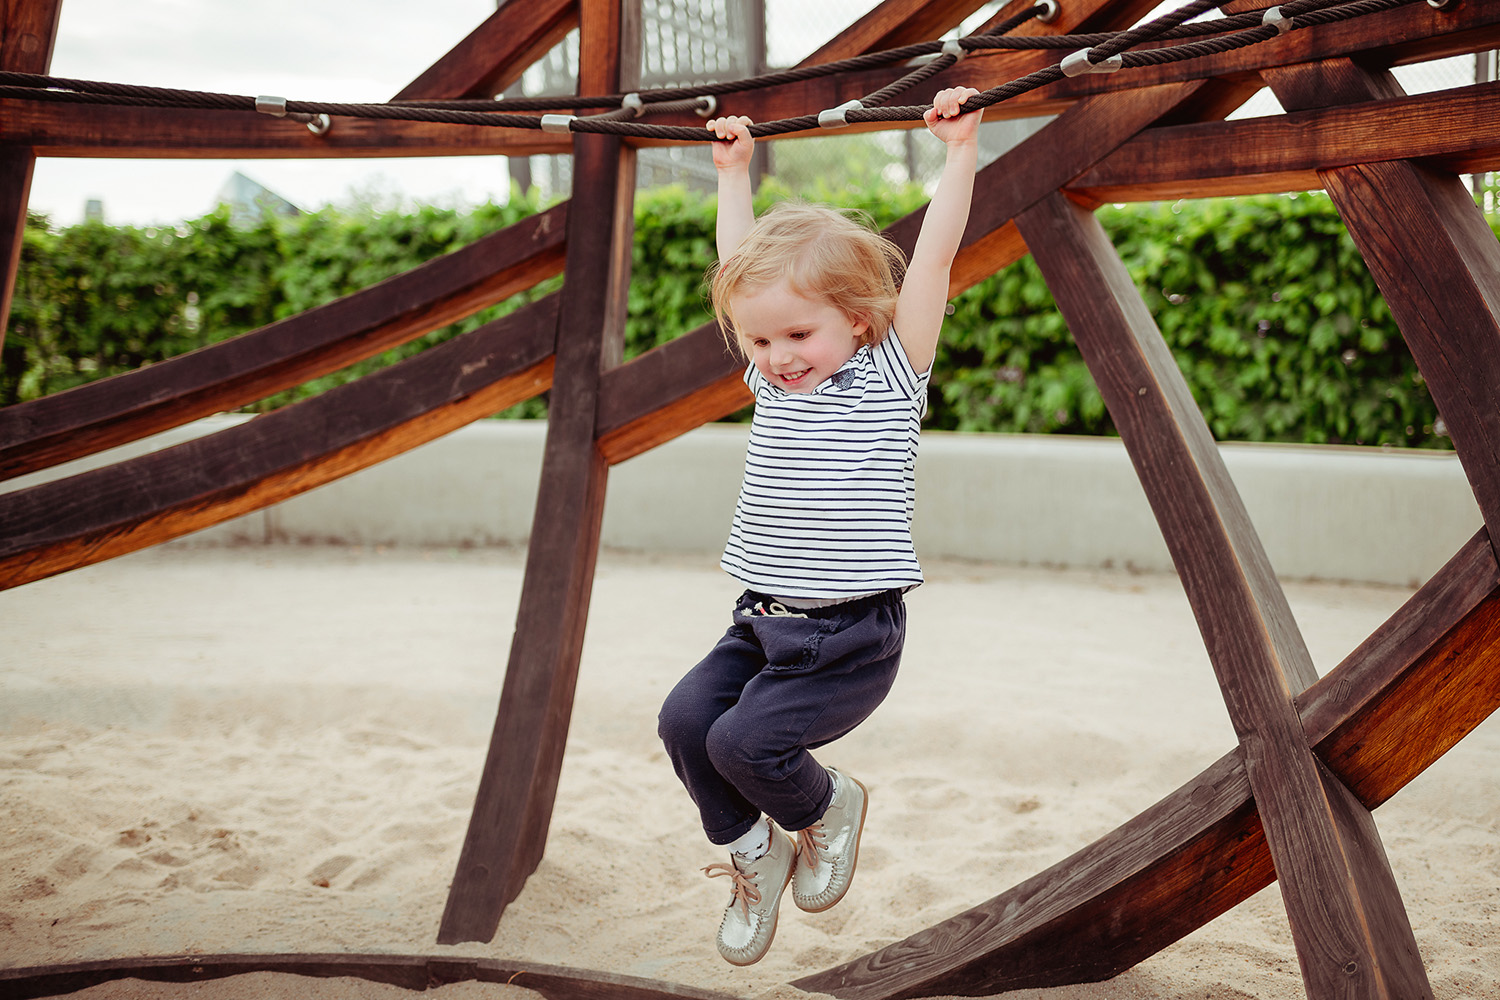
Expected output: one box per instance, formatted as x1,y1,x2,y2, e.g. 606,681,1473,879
1262,59,1500,558
1035,0,1500,105
1017,189,1430,999
796,0,988,67
0,298,558,591
438,0,639,945
1309,531,1500,809
0,203,567,482
1073,81,1500,202
0,100,572,157
393,0,577,101
0,952,736,1000
8,0,1496,160
796,529,1500,999
0,0,64,352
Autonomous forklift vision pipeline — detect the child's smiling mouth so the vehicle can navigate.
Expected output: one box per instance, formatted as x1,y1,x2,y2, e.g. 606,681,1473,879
777,368,812,387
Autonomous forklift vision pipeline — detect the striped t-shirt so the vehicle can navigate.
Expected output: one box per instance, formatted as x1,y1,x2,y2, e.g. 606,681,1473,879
720,328,930,600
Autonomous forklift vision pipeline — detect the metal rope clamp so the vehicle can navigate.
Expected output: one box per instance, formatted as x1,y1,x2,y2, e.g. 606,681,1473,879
620,93,645,118
540,113,575,134
1060,48,1123,77
818,99,863,128
1034,0,1060,24
1261,6,1292,34
255,95,332,136
940,39,966,63
694,95,717,117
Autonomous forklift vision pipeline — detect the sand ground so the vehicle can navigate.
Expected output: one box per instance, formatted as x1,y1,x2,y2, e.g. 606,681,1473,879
2,544,1496,999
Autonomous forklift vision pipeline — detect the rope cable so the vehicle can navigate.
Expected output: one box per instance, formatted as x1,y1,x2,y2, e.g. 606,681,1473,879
0,0,1428,140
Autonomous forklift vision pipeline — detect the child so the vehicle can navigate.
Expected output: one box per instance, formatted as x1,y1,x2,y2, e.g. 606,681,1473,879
657,86,982,967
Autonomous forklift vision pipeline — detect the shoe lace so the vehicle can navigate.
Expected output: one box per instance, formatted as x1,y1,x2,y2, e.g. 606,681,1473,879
702,862,762,920
795,822,827,870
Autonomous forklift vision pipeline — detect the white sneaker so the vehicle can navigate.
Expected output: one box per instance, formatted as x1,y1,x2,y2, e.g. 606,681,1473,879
792,767,868,913
703,824,795,966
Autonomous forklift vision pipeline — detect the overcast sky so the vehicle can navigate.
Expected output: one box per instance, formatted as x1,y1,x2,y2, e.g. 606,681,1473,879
26,0,890,227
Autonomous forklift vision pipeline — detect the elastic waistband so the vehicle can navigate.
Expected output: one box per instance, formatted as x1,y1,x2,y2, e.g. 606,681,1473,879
744,588,903,619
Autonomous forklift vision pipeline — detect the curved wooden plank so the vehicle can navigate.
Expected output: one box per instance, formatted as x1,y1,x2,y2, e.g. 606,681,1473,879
796,529,1500,999
1018,190,1429,998
0,296,558,591
0,953,736,1000
0,203,566,482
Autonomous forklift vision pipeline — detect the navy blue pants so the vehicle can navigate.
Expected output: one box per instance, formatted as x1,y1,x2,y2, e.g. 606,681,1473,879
658,589,905,846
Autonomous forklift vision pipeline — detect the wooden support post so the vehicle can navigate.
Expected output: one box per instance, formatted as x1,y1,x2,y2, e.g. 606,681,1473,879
1015,191,1430,999
0,0,63,352
1260,59,1500,556
438,0,639,944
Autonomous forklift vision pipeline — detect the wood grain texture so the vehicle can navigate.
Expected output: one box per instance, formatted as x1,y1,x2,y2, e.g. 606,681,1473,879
1018,190,1430,999
0,100,572,157
1262,59,1500,555
795,0,986,68
1307,530,1500,808
795,530,1500,1000
0,298,558,591
393,0,576,101
0,0,63,352
438,128,638,943
1322,160,1500,545
0,953,736,1000
9,1,1496,160
0,203,567,482
1073,82,1500,203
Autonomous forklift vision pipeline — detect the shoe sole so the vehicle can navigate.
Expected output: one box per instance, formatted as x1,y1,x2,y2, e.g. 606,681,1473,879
799,774,868,914
721,843,796,967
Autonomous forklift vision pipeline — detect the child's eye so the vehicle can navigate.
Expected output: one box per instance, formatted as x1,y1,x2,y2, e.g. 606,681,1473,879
789,331,808,340
752,339,769,348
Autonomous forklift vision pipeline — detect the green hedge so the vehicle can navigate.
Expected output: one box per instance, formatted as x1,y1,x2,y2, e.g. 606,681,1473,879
7,183,1474,449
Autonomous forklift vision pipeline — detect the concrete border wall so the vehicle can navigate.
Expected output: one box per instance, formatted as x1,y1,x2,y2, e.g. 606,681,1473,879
7,416,1481,587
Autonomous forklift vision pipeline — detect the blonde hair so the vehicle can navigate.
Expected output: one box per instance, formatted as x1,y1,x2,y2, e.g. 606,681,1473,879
708,201,905,357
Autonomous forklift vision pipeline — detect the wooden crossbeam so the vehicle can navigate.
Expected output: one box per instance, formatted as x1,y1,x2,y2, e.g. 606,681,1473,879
0,0,63,354
1016,190,1429,998
0,100,574,158
0,296,558,591
1074,81,1500,202
0,203,567,482
393,0,577,101
7,0,1497,159
437,0,640,945
796,530,1500,999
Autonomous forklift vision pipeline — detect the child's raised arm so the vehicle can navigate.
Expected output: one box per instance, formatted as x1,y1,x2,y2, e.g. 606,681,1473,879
892,87,983,375
707,116,756,262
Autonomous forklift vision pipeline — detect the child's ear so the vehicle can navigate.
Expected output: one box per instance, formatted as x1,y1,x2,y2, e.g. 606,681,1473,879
851,316,871,342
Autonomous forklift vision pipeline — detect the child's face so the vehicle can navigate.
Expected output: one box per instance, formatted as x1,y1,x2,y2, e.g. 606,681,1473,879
732,280,868,393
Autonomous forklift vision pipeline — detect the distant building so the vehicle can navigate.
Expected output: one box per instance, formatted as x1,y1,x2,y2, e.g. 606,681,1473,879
215,171,301,226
